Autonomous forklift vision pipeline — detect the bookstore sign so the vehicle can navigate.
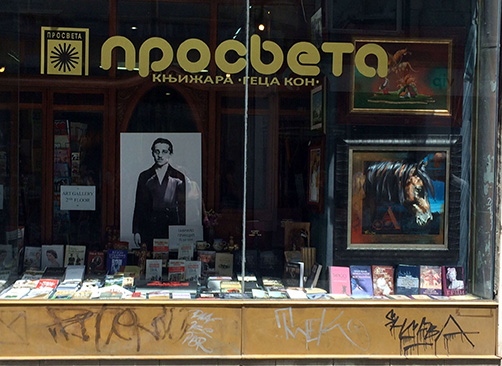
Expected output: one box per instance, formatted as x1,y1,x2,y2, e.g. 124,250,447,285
40,26,389,80
40,26,89,76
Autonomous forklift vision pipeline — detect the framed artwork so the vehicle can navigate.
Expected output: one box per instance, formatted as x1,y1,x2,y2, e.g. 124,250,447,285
310,84,325,131
334,136,461,264
307,140,324,211
351,38,453,116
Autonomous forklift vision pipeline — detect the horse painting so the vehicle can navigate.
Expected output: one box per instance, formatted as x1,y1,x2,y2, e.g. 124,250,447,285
364,159,435,227
351,156,439,239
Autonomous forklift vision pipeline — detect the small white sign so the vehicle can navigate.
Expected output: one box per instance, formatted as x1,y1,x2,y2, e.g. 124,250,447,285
60,185,96,211
169,225,203,251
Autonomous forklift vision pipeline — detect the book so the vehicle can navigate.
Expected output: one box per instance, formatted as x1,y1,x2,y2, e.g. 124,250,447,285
304,263,322,288
23,287,55,299
64,245,86,266
145,259,163,282
87,250,105,274
0,287,31,299
442,266,465,296
152,238,169,267
329,266,351,295
36,278,60,290
197,250,216,278
419,265,442,295
21,270,44,280
350,265,373,297
283,261,304,288
41,245,65,269
185,260,202,281
395,264,420,295
371,265,394,296
106,249,128,275
42,267,66,281
23,246,41,271
178,242,194,260
215,252,233,277
168,260,186,281
63,265,86,282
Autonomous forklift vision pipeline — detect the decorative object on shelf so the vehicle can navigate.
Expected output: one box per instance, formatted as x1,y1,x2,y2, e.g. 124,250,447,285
135,243,151,275
203,209,220,244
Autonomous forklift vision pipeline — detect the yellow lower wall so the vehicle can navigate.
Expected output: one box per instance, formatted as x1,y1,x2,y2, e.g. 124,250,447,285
0,300,497,360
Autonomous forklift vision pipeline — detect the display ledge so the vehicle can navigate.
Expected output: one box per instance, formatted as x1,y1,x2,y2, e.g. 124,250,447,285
0,299,497,359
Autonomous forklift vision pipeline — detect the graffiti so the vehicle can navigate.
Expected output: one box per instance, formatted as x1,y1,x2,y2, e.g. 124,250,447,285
0,311,28,345
385,309,479,355
45,306,217,352
182,309,222,354
274,307,370,351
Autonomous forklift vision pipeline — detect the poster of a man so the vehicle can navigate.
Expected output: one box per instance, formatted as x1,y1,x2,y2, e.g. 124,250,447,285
120,133,202,250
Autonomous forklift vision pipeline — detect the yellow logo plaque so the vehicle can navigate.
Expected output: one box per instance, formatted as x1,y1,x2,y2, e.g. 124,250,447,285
41,27,89,76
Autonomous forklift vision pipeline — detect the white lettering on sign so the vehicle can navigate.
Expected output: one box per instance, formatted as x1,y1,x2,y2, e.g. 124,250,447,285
60,185,96,211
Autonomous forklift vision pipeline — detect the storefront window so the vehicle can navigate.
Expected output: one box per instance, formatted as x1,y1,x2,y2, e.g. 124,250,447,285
0,0,497,303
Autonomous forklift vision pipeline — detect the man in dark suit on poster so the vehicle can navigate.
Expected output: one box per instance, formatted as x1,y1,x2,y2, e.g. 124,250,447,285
133,137,186,250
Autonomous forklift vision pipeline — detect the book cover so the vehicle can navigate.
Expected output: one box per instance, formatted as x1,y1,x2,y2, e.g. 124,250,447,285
0,287,30,299
442,266,465,296
419,265,442,295
371,265,394,296
283,261,304,288
168,260,186,281
350,265,373,297
41,245,65,269
153,238,170,267
215,253,233,277
42,267,66,280
106,249,128,275
87,250,105,274
304,263,322,288
64,265,86,282
178,242,194,260
64,245,86,266
23,246,41,271
328,266,351,295
36,278,60,289
198,250,216,278
395,264,420,295
145,259,163,282
185,261,202,281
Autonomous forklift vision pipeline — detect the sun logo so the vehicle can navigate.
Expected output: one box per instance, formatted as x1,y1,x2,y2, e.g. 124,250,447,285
50,43,79,73
41,26,89,76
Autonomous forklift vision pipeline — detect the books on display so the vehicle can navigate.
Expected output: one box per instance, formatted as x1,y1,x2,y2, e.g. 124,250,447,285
349,265,373,297
371,265,394,296
328,266,351,295
442,266,465,296
395,264,420,295
145,259,163,282
106,249,128,275
419,265,442,295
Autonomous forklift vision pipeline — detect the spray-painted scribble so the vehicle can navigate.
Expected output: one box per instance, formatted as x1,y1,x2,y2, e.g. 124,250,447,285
274,307,370,351
385,309,479,355
182,309,222,353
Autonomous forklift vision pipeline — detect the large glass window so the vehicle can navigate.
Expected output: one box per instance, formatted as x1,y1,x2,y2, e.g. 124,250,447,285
0,0,497,302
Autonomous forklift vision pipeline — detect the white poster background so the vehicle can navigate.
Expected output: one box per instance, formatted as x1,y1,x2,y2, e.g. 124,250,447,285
120,133,202,249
